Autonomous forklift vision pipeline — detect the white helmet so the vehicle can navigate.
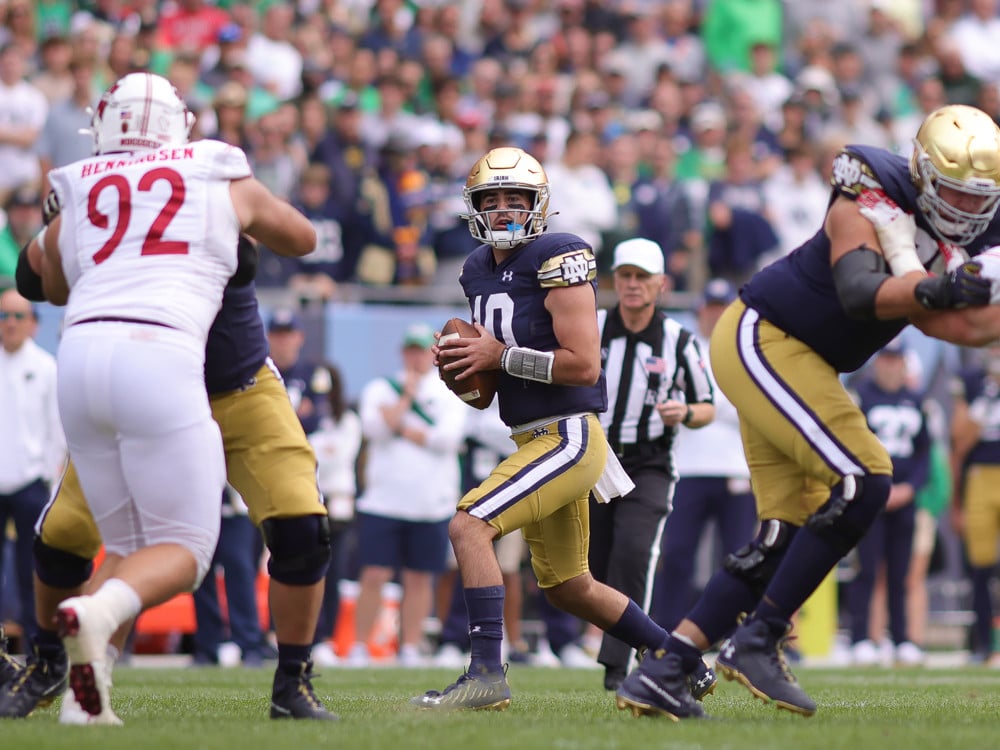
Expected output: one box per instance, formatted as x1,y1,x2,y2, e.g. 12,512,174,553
89,73,195,155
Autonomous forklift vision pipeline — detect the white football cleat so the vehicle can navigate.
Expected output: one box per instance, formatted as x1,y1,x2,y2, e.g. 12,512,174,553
56,596,121,725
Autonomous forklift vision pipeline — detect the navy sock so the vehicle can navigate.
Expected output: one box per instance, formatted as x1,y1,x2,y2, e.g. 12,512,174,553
970,566,994,654
606,599,667,652
34,627,65,662
753,526,845,623
465,585,504,673
663,633,703,673
277,643,312,675
686,568,760,645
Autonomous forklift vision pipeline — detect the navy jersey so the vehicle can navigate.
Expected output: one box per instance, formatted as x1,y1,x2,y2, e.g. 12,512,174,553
204,281,268,394
854,379,930,489
956,368,1000,466
741,145,1000,373
460,232,608,426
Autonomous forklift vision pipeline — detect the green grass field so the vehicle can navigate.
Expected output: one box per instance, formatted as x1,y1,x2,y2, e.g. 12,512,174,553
3,663,999,750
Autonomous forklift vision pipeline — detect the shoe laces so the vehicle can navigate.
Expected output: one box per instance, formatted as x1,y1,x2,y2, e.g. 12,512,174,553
770,632,799,684
293,662,323,710
6,661,37,696
429,664,508,698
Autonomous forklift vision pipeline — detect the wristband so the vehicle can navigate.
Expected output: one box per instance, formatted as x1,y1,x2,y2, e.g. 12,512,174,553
501,345,554,383
682,405,694,426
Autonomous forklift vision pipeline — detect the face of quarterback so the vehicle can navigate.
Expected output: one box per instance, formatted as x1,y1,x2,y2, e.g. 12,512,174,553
478,188,533,234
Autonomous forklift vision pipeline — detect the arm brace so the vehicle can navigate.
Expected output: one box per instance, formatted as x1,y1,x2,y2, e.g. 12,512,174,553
501,345,555,383
832,245,891,320
15,242,45,302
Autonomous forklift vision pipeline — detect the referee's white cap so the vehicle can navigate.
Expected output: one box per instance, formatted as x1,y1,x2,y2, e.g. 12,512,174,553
611,238,665,275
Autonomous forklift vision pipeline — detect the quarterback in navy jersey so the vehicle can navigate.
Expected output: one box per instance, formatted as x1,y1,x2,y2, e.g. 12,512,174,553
4,239,336,722
618,104,1000,718
411,147,704,718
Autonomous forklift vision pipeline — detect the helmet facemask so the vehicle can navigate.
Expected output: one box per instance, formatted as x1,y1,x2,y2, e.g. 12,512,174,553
910,104,1000,247
463,184,549,250
913,150,1000,246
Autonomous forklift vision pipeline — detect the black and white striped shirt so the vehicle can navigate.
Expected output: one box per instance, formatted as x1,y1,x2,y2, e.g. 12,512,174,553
598,306,714,472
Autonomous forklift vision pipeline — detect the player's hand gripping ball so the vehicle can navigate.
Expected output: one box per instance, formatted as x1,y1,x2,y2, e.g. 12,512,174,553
438,318,498,409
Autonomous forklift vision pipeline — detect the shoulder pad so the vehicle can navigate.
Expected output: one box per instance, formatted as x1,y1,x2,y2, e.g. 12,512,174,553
538,248,597,288
830,150,882,199
197,139,252,181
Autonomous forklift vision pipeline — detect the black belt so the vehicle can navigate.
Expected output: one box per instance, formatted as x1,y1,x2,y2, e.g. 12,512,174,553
74,316,176,330
612,435,670,459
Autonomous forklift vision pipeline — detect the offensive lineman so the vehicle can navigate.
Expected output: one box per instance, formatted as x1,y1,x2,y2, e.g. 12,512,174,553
618,105,1000,718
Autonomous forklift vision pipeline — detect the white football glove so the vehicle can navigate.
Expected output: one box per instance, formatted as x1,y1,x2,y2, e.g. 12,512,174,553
856,189,924,277
972,245,1000,303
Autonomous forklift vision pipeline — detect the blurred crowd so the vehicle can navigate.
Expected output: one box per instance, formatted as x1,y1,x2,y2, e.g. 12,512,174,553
2,0,999,296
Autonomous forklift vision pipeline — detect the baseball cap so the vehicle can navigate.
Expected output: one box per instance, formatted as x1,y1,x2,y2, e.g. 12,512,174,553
611,238,665,275
402,322,435,349
702,278,736,306
268,309,302,333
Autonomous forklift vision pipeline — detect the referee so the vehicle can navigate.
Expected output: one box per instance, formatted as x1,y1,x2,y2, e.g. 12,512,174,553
590,238,715,691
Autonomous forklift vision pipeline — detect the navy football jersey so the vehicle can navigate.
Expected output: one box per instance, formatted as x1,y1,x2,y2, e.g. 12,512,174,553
460,232,608,426
855,379,930,488
741,145,1000,373
204,281,268,395
956,368,1000,466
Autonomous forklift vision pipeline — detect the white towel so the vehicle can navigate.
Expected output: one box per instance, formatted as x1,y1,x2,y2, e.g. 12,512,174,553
592,443,635,503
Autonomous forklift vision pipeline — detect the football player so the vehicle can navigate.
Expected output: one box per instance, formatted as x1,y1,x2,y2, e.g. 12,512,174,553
0,73,335,724
949,343,1000,666
617,104,1000,718
409,147,706,718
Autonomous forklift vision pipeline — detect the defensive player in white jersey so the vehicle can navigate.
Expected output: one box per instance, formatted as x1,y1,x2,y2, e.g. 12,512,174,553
27,72,315,724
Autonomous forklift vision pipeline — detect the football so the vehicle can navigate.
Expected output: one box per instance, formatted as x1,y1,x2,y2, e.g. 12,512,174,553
438,318,498,409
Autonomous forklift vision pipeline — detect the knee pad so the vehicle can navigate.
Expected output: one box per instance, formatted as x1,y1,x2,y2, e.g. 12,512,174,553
722,519,798,599
806,474,891,556
33,536,94,589
261,515,331,585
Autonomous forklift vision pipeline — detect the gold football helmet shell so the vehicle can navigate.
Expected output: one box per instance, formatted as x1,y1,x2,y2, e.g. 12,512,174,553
463,147,550,249
911,104,1000,246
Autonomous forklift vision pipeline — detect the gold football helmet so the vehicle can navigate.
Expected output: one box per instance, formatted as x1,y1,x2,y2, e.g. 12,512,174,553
462,147,550,250
911,104,1000,246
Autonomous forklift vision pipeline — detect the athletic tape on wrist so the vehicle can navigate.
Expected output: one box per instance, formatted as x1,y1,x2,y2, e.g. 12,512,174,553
501,345,554,383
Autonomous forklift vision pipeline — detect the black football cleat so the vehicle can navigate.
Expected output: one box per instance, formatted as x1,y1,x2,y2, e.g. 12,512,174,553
715,617,816,717
270,660,338,721
615,650,706,721
0,646,68,718
0,651,22,693
687,658,717,701
410,665,511,711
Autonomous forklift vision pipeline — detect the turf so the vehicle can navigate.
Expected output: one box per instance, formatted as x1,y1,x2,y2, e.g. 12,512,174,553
3,663,998,750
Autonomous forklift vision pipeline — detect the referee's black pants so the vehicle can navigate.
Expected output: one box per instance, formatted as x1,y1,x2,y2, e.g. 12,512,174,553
588,454,673,676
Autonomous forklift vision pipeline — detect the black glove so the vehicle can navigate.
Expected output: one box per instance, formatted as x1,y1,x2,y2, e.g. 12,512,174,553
914,262,990,310
42,189,60,225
